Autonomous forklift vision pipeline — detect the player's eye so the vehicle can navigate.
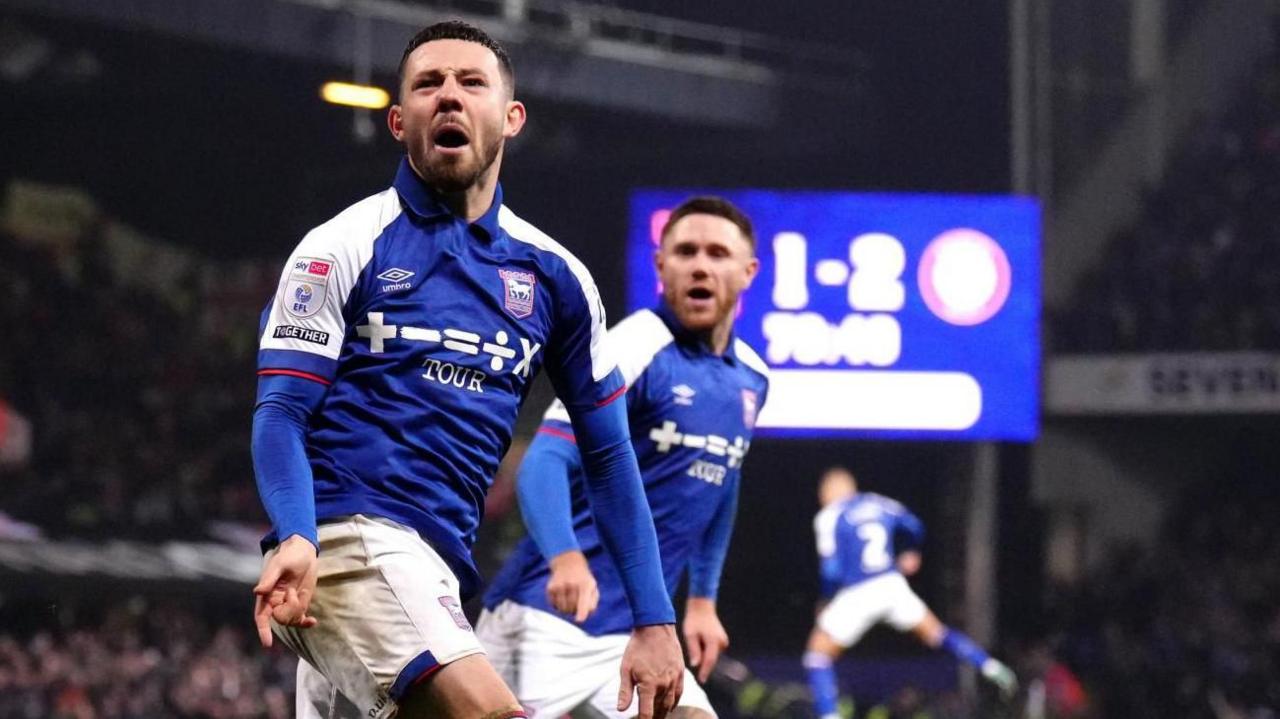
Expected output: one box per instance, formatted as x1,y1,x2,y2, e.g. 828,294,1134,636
462,77,487,87
414,78,441,90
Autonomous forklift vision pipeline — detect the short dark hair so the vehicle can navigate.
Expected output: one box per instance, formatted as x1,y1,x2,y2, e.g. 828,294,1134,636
397,21,515,96
660,196,756,252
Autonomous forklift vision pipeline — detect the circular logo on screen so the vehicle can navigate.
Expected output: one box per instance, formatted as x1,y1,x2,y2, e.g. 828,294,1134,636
917,229,1011,326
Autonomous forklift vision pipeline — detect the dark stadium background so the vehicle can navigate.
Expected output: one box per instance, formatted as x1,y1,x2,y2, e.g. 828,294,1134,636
2,1,1278,717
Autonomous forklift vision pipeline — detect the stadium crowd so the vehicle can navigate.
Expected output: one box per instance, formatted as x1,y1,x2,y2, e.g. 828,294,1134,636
1057,45,1280,352
1041,488,1280,718
0,597,295,719
0,212,272,538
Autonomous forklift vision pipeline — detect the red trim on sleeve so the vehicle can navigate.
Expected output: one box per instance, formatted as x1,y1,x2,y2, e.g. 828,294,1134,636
537,426,577,444
410,663,444,687
257,369,332,386
595,384,627,408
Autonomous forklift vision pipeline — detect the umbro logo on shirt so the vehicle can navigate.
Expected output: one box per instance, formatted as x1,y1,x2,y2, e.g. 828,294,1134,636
377,267,415,293
672,384,696,406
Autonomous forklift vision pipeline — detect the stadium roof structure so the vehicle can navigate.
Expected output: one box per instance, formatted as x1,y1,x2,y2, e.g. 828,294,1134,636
2,0,865,129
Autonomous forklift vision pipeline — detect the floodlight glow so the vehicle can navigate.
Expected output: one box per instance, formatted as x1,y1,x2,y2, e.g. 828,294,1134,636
321,82,391,109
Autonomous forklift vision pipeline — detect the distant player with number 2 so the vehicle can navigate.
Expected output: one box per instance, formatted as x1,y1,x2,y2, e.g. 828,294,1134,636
803,468,1017,718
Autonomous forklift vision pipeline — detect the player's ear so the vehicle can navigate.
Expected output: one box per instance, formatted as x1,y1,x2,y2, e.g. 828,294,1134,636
387,104,404,141
741,255,760,289
504,100,527,139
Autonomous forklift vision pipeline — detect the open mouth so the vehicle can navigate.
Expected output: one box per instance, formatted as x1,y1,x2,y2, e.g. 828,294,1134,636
433,126,470,150
687,287,713,301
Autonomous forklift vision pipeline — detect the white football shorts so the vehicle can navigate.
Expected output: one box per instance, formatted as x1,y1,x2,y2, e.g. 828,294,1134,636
268,514,484,719
817,572,929,648
475,600,715,718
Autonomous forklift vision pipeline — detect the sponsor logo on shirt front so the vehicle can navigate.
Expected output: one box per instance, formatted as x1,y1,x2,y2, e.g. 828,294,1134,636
687,459,727,486
354,312,544,395
272,325,330,345
647,419,751,469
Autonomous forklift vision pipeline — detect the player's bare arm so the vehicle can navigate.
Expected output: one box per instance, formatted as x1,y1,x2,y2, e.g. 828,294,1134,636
682,597,729,683
546,549,599,622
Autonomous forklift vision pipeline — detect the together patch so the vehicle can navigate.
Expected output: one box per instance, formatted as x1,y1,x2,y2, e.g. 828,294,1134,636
273,325,330,345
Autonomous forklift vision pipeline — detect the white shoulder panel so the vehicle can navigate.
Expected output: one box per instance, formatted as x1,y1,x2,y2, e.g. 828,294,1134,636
259,189,401,360
733,338,771,380
539,309,674,425
499,206,614,381
606,310,675,387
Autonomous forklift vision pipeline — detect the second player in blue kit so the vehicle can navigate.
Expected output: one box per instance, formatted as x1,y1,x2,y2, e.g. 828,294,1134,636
480,197,770,718
803,468,1018,719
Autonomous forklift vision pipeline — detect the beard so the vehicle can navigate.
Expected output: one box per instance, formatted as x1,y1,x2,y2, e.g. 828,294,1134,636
413,130,503,193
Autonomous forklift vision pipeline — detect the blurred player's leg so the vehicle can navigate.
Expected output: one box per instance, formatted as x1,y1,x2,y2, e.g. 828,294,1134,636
907,611,1018,699
804,573,909,719
804,632,844,719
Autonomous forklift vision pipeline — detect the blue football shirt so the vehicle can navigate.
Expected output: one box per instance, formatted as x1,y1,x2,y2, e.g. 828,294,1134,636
256,159,623,598
814,492,926,594
485,304,770,635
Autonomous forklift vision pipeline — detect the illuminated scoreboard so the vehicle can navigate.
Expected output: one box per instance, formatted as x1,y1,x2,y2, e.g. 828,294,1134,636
626,191,1041,441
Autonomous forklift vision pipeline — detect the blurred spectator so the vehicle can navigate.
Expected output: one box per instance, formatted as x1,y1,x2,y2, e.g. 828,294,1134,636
0,203,277,538
1058,41,1280,353
1041,488,1280,717
0,399,32,469
0,596,295,719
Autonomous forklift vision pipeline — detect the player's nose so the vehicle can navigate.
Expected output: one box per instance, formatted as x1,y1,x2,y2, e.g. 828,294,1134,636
436,76,464,110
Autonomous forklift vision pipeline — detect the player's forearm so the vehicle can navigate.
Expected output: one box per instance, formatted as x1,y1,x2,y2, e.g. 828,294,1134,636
252,375,325,548
570,398,675,626
685,596,718,617
516,428,582,560
688,486,738,600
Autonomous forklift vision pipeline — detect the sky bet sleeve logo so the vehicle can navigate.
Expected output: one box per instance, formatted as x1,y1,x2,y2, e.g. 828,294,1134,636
293,258,332,276
284,256,332,319
498,269,536,319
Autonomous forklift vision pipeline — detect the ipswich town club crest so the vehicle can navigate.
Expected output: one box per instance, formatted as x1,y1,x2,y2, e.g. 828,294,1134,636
498,269,537,319
742,389,759,429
